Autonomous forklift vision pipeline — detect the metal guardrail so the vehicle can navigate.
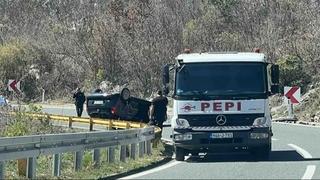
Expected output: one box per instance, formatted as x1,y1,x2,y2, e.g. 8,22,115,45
0,127,155,179
10,112,161,133
24,112,146,129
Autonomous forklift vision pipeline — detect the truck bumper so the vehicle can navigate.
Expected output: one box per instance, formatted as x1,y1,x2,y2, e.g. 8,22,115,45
173,127,271,153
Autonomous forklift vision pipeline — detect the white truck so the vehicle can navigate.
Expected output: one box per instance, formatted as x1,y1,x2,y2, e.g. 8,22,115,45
162,51,279,161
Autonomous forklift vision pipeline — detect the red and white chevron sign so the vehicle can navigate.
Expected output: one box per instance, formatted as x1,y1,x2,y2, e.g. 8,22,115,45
8,79,21,94
284,86,301,104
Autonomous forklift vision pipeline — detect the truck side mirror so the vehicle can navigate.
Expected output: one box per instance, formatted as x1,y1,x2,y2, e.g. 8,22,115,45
271,84,279,94
271,65,279,84
162,64,170,85
162,64,170,95
163,86,169,95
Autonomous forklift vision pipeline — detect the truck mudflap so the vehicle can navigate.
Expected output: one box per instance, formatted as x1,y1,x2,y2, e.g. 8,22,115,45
173,127,271,153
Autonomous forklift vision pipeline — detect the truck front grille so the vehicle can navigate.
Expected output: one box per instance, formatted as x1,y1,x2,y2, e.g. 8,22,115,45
178,114,264,126
200,138,242,144
192,126,252,131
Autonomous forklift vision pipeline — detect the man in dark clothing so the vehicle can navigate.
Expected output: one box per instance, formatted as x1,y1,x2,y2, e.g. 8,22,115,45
73,88,86,117
149,90,168,130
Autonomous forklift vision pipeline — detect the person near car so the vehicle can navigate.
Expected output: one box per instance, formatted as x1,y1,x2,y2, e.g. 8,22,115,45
149,90,168,130
73,88,86,117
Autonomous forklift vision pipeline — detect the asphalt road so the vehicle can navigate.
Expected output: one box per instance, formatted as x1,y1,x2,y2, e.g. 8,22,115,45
41,104,89,117
42,105,319,179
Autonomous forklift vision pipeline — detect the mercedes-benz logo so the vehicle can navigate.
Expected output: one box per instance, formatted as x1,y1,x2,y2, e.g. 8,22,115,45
216,115,227,126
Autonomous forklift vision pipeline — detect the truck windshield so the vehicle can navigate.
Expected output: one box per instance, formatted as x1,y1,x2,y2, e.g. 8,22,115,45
175,62,267,98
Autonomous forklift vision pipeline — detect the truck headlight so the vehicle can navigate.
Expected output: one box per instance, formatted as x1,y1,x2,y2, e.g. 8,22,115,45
250,133,269,139
175,118,190,128
252,117,267,126
174,133,192,141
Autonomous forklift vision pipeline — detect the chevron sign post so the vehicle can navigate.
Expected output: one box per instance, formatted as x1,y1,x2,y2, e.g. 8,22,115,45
8,79,21,94
284,86,301,104
284,86,301,118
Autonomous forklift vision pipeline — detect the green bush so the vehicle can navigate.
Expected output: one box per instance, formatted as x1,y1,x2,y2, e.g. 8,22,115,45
277,55,311,93
2,104,53,137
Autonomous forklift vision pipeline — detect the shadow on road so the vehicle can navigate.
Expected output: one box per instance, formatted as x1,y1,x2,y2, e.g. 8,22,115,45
186,150,320,163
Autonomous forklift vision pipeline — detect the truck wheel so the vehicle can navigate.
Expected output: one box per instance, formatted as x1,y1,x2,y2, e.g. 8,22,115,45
251,145,271,160
175,147,185,161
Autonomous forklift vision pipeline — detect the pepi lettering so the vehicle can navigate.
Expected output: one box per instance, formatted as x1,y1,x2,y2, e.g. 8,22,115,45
201,102,241,111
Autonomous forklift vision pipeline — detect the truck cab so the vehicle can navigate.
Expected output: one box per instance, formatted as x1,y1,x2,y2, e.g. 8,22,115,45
163,51,279,161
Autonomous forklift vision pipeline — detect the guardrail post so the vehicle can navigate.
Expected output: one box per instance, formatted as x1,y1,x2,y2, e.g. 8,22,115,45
17,159,27,177
89,118,93,131
126,122,130,129
52,154,61,177
0,161,5,179
108,147,115,163
130,143,136,160
146,140,152,155
27,157,36,179
120,145,126,162
68,117,72,128
139,142,145,157
109,120,113,130
93,149,100,167
74,151,83,171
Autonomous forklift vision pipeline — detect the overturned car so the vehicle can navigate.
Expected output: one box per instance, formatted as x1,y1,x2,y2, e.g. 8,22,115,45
86,88,151,123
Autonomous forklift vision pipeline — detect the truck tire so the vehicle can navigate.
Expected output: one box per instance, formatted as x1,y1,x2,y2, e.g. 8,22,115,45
175,147,185,161
251,145,271,160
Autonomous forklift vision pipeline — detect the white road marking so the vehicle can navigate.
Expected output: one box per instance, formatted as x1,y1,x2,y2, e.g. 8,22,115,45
288,144,312,159
272,138,279,141
302,165,316,180
121,161,182,179
288,144,316,180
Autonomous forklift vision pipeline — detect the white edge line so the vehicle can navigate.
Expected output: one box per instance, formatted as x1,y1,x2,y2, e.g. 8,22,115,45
288,144,316,180
288,144,312,159
302,165,316,180
272,138,279,141
120,161,181,179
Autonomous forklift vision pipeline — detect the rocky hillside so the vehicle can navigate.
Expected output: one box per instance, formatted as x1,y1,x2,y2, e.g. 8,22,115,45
271,83,320,123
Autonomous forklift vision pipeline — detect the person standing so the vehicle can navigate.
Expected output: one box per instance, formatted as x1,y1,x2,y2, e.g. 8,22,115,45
73,88,86,117
149,90,168,130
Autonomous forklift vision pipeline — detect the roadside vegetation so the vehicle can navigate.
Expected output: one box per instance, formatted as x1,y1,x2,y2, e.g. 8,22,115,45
0,104,81,137
1,1,320,101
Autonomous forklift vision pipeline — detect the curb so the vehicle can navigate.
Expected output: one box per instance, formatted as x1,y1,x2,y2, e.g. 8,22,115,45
272,116,320,127
296,121,320,126
273,121,320,127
